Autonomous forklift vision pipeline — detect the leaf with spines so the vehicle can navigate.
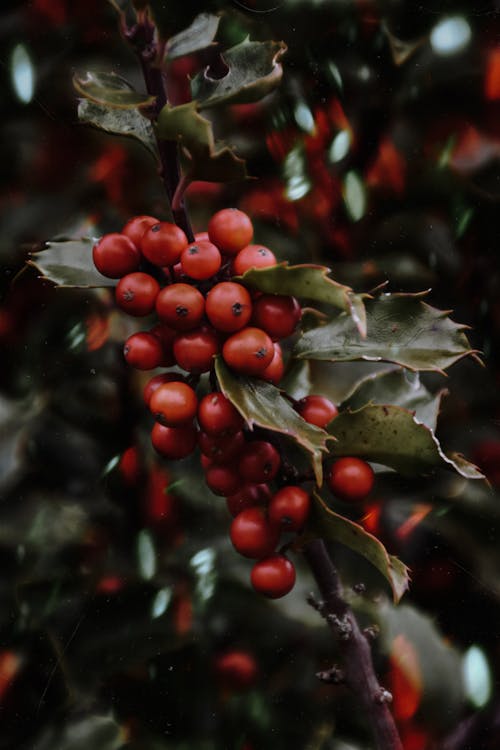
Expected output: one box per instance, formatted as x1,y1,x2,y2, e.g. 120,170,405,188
310,492,410,602
77,100,158,159
294,292,477,373
29,239,113,288
214,358,329,484
238,263,367,337
191,38,287,109
73,71,155,109
328,404,483,479
165,13,220,60
157,102,247,183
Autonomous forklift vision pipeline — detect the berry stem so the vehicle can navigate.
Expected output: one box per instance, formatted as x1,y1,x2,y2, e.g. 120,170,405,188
303,539,403,750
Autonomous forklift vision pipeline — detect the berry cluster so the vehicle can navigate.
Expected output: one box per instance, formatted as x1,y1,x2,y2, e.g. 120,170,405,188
93,209,375,599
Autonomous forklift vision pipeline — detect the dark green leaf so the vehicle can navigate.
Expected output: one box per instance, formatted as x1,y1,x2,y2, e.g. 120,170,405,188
191,37,287,109
77,99,158,159
29,239,113,288
165,13,220,61
239,264,367,336
73,71,155,109
157,102,247,182
295,293,477,373
215,358,329,483
311,492,409,602
328,404,484,479
33,714,124,750
342,368,445,431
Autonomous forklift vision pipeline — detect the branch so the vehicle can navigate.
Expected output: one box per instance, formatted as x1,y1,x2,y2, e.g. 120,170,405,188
303,538,403,750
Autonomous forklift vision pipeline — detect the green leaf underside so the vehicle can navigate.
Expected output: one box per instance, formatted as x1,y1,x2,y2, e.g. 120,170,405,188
166,13,220,60
328,404,483,479
73,71,155,109
77,100,158,159
311,493,409,602
29,239,113,288
191,37,287,109
295,293,476,373
238,264,366,337
157,102,247,182
214,358,328,484
342,368,445,432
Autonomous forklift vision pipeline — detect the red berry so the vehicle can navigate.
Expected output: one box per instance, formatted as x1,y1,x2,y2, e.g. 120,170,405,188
173,326,220,372
143,373,181,405
206,282,253,333
239,441,281,483
141,222,188,266
230,507,279,559
195,231,209,242
115,272,160,317
180,240,221,280
260,342,284,385
122,215,159,247
208,208,253,256
205,464,241,496
252,295,301,340
250,555,296,598
149,381,198,426
151,422,197,459
93,233,140,278
119,446,142,486
149,323,177,366
222,327,274,375
197,392,243,435
198,430,245,464
214,650,258,691
143,466,177,531
124,332,163,370
297,395,338,429
226,484,272,517
156,283,205,331
232,245,277,276
268,486,311,532
327,457,374,502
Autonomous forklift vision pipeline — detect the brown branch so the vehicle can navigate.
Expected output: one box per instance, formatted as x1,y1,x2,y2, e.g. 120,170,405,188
303,538,403,750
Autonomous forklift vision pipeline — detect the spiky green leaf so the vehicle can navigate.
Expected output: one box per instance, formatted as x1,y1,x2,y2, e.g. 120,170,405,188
29,239,113,288
73,71,155,109
77,99,158,159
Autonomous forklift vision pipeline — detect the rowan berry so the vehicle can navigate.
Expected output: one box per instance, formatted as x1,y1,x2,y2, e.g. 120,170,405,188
151,422,197,459
226,484,272,517
119,446,142,486
180,240,221,280
239,440,281,484
230,507,279,559
173,326,219,372
156,283,205,331
197,392,243,435
297,395,338,429
268,486,311,532
214,650,258,691
143,373,181,405
327,457,374,502
93,233,140,278
140,221,188,266
149,381,198,426
232,245,277,276
260,342,284,385
250,556,296,598
115,272,160,316
143,466,177,531
252,295,301,340
198,430,245,464
205,282,252,333
124,332,163,370
205,464,241,496
222,327,274,375
122,215,159,247
208,208,253,255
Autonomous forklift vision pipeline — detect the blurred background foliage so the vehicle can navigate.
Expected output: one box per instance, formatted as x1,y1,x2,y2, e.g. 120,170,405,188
1,1,500,748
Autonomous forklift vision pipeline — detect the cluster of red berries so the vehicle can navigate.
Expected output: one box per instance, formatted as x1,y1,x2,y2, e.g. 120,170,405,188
93,209,375,599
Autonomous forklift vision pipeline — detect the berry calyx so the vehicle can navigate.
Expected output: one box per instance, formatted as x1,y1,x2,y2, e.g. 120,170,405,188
327,457,374,502
151,422,197,459
230,507,279,559
180,240,221,280
268,486,311,532
297,395,338,429
197,392,244,435
93,233,140,278
115,272,160,317
250,555,296,598
251,295,301,340
156,283,205,331
173,326,220,372
140,221,188,266
123,332,163,370
222,327,274,375
122,215,159,247
208,208,254,255
239,440,281,483
149,381,198,426
206,282,252,333
232,245,277,276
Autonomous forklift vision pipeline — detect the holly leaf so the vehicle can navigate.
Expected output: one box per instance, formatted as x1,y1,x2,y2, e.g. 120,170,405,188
294,293,477,373
342,368,446,431
215,358,329,484
77,99,158,159
238,264,367,337
157,102,247,182
311,493,409,602
73,71,155,109
29,239,113,288
165,13,220,61
328,404,484,479
191,37,287,109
